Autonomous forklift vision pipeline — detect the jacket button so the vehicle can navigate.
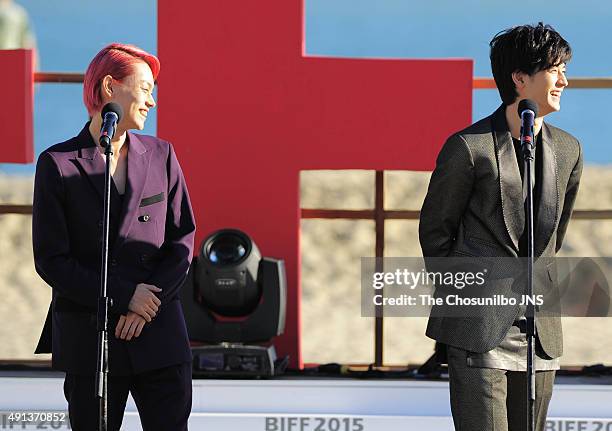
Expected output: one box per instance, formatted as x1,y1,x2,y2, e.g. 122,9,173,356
111,259,117,267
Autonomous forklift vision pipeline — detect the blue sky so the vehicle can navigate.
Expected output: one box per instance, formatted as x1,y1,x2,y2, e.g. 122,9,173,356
2,0,610,174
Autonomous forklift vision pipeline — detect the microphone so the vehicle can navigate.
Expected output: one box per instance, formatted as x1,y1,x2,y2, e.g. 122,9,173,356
99,102,123,148
517,99,538,150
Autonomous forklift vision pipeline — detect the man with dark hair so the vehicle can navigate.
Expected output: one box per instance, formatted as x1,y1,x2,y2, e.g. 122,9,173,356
419,23,582,430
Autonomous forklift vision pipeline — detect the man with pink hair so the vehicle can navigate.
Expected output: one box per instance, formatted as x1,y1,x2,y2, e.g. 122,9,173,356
33,43,195,430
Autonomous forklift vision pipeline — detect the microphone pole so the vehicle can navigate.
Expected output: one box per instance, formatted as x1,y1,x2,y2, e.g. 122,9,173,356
519,99,538,431
96,102,123,431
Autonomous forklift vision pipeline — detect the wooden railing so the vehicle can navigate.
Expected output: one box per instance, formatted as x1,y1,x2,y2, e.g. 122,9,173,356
34,72,84,83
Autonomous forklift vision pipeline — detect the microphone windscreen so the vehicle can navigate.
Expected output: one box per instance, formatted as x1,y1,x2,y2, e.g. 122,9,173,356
518,99,538,118
101,102,123,123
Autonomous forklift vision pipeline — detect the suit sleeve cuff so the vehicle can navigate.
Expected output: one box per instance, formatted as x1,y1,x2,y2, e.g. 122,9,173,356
108,276,137,315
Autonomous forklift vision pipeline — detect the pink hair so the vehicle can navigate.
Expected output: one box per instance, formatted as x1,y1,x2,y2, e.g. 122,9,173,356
83,43,160,115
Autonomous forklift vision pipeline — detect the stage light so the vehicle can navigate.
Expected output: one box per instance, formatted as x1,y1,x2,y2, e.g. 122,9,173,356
180,228,287,377
197,229,262,317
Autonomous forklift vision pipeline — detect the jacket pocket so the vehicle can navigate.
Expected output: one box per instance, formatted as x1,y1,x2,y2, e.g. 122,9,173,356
140,192,165,207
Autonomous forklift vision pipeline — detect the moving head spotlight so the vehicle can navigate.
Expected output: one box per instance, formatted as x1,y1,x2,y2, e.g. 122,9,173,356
197,229,262,317
180,229,287,377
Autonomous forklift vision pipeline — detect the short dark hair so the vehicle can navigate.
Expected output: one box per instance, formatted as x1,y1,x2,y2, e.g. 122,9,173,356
489,23,572,105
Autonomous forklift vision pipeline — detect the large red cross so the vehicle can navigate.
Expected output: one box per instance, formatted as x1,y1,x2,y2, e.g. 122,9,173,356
158,0,472,368
2,2,473,369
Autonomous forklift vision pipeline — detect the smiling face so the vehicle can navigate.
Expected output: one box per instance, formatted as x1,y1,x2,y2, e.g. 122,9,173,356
516,64,568,117
109,61,156,132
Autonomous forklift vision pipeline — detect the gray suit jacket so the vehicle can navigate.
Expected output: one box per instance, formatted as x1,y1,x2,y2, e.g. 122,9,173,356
419,105,583,358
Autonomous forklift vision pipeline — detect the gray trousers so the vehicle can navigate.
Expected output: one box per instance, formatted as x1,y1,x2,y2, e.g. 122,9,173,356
447,346,555,431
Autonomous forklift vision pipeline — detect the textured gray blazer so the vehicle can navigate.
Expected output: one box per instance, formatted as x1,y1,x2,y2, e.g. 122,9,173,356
419,105,583,358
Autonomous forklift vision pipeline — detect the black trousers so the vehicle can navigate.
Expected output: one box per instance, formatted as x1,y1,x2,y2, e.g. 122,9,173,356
63,362,192,431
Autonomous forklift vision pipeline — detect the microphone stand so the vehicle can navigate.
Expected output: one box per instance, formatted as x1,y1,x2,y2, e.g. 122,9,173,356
96,140,114,431
521,118,536,431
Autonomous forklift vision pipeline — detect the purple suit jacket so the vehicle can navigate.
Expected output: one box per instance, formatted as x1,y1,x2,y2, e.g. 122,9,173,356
33,124,196,375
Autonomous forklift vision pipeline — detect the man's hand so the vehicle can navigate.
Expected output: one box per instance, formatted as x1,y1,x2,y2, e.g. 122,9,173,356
115,311,147,340
128,283,162,322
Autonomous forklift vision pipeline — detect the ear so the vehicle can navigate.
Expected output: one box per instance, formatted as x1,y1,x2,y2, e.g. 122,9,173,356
511,71,527,89
101,75,114,101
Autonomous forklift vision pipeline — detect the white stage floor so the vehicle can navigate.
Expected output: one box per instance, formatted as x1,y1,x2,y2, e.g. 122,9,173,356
1,371,611,430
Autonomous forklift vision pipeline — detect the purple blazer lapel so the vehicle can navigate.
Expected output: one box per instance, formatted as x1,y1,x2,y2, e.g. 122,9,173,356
74,124,122,220
74,125,106,199
115,132,153,250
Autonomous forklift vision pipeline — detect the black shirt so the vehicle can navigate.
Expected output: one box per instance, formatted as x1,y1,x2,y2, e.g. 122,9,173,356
512,133,543,257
